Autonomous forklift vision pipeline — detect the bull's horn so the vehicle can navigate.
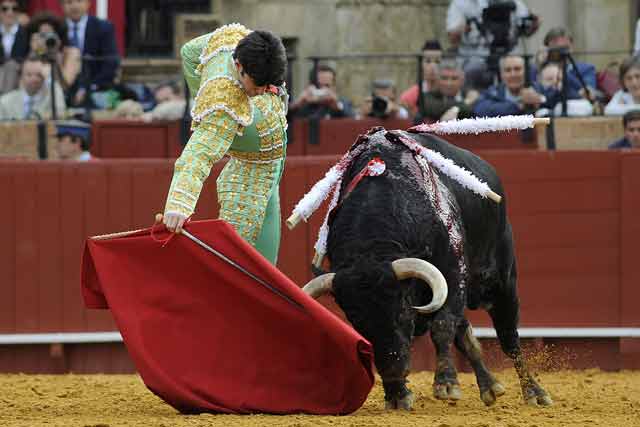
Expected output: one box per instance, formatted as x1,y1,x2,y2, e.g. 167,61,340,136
392,258,448,314
302,273,335,299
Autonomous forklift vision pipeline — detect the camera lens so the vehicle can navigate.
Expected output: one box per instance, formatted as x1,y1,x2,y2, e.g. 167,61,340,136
370,96,389,118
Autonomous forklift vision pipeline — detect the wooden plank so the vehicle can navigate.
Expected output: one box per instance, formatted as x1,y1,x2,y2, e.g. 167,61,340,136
484,151,619,182
0,165,16,333
36,165,63,332
278,158,310,285
518,275,620,327
83,165,116,331
505,178,619,215
511,212,619,250
60,165,86,332
620,154,640,327
516,247,618,276
14,167,39,332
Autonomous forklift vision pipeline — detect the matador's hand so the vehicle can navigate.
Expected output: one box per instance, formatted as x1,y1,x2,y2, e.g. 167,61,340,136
157,211,188,233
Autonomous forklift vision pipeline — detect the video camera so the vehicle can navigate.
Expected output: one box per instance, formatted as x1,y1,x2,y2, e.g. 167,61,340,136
369,95,390,119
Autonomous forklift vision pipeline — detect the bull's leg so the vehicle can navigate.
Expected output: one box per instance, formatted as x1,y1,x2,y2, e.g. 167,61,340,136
453,318,505,406
430,315,462,401
489,290,552,406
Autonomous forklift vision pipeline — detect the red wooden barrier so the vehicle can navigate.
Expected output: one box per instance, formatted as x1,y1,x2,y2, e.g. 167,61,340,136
0,150,638,373
89,118,535,159
90,120,184,158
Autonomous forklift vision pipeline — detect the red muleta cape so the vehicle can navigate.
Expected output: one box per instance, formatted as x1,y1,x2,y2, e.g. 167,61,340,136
81,219,374,415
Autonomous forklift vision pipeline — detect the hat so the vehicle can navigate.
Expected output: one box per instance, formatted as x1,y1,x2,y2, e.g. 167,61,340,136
55,120,91,141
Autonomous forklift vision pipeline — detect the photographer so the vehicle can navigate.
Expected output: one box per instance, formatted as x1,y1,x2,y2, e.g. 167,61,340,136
25,12,81,93
358,79,408,120
535,27,597,100
289,64,353,119
447,0,539,90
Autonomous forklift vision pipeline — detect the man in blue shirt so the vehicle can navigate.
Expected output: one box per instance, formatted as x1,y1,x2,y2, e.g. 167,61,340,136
609,110,640,149
536,27,596,100
473,54,559,117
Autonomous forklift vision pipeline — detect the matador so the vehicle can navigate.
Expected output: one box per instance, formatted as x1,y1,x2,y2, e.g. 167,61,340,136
163,24,288,264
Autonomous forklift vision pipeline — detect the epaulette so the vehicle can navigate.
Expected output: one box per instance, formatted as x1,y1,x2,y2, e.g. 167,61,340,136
190,76,253,127
197,23,251,74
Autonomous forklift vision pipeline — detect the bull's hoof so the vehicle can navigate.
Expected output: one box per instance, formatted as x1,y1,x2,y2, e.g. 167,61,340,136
522,380,553,406
384,392,415,410
480,383,505,406
433,383,462,401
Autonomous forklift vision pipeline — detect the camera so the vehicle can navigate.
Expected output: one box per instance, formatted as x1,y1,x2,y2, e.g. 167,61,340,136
547,46,570,63
41,31,60,52
369,95,389,118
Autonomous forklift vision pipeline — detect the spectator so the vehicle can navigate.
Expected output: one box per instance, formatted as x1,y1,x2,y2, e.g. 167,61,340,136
0,55,66,120
61,0,120,108
536,27,597,100
289,64,353,119
0,0,28,62
421,56,478,122
55,119,93,160
141,80,187,122
538,61,592,116
0,0,29,93
358,79,409,120
609,110,640,149
473,54,558,117
604,56,640,116
399,39,442,118
25,12,81,93
447,0,538,90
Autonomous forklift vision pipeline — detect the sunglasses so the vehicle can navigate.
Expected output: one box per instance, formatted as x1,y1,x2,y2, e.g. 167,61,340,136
1,5,17,12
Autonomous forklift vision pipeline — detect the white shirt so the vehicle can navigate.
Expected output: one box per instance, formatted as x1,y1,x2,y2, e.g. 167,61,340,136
446,0,530,59
604,90,640,116
67,14,88,52
77,151,92,162
23,92,41,119
1,23,18,58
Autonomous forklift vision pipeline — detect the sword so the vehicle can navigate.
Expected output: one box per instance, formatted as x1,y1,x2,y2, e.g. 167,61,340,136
156,214,305,312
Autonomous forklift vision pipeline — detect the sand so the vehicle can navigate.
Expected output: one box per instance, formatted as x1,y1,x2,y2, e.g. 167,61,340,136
2,369,639,427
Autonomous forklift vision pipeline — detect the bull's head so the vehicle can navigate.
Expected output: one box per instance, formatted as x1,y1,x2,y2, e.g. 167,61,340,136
303,258,447,409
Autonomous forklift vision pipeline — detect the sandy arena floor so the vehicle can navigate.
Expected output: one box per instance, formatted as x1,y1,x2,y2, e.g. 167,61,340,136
2,369,639,427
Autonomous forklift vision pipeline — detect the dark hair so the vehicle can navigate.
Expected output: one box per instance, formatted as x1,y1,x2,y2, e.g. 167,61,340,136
233,30,287,87
421,39,442,51
1,0,25,10
619,55,640,91
623,110,640,128
25,11,70,49
543,27,571,47
308,64,336,84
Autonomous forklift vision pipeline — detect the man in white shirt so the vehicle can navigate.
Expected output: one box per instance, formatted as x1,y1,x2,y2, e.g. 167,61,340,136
0,55,66,119
447,0,538,89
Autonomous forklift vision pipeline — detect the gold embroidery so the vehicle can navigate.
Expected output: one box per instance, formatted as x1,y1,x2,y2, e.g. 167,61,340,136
191,77,252,126
199,24,251,68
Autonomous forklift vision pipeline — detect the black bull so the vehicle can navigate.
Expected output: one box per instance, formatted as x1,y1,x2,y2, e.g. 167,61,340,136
304,128,552,409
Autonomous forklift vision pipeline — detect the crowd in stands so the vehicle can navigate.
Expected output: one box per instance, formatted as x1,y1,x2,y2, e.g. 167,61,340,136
2,0,640,160
289,1,640,150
